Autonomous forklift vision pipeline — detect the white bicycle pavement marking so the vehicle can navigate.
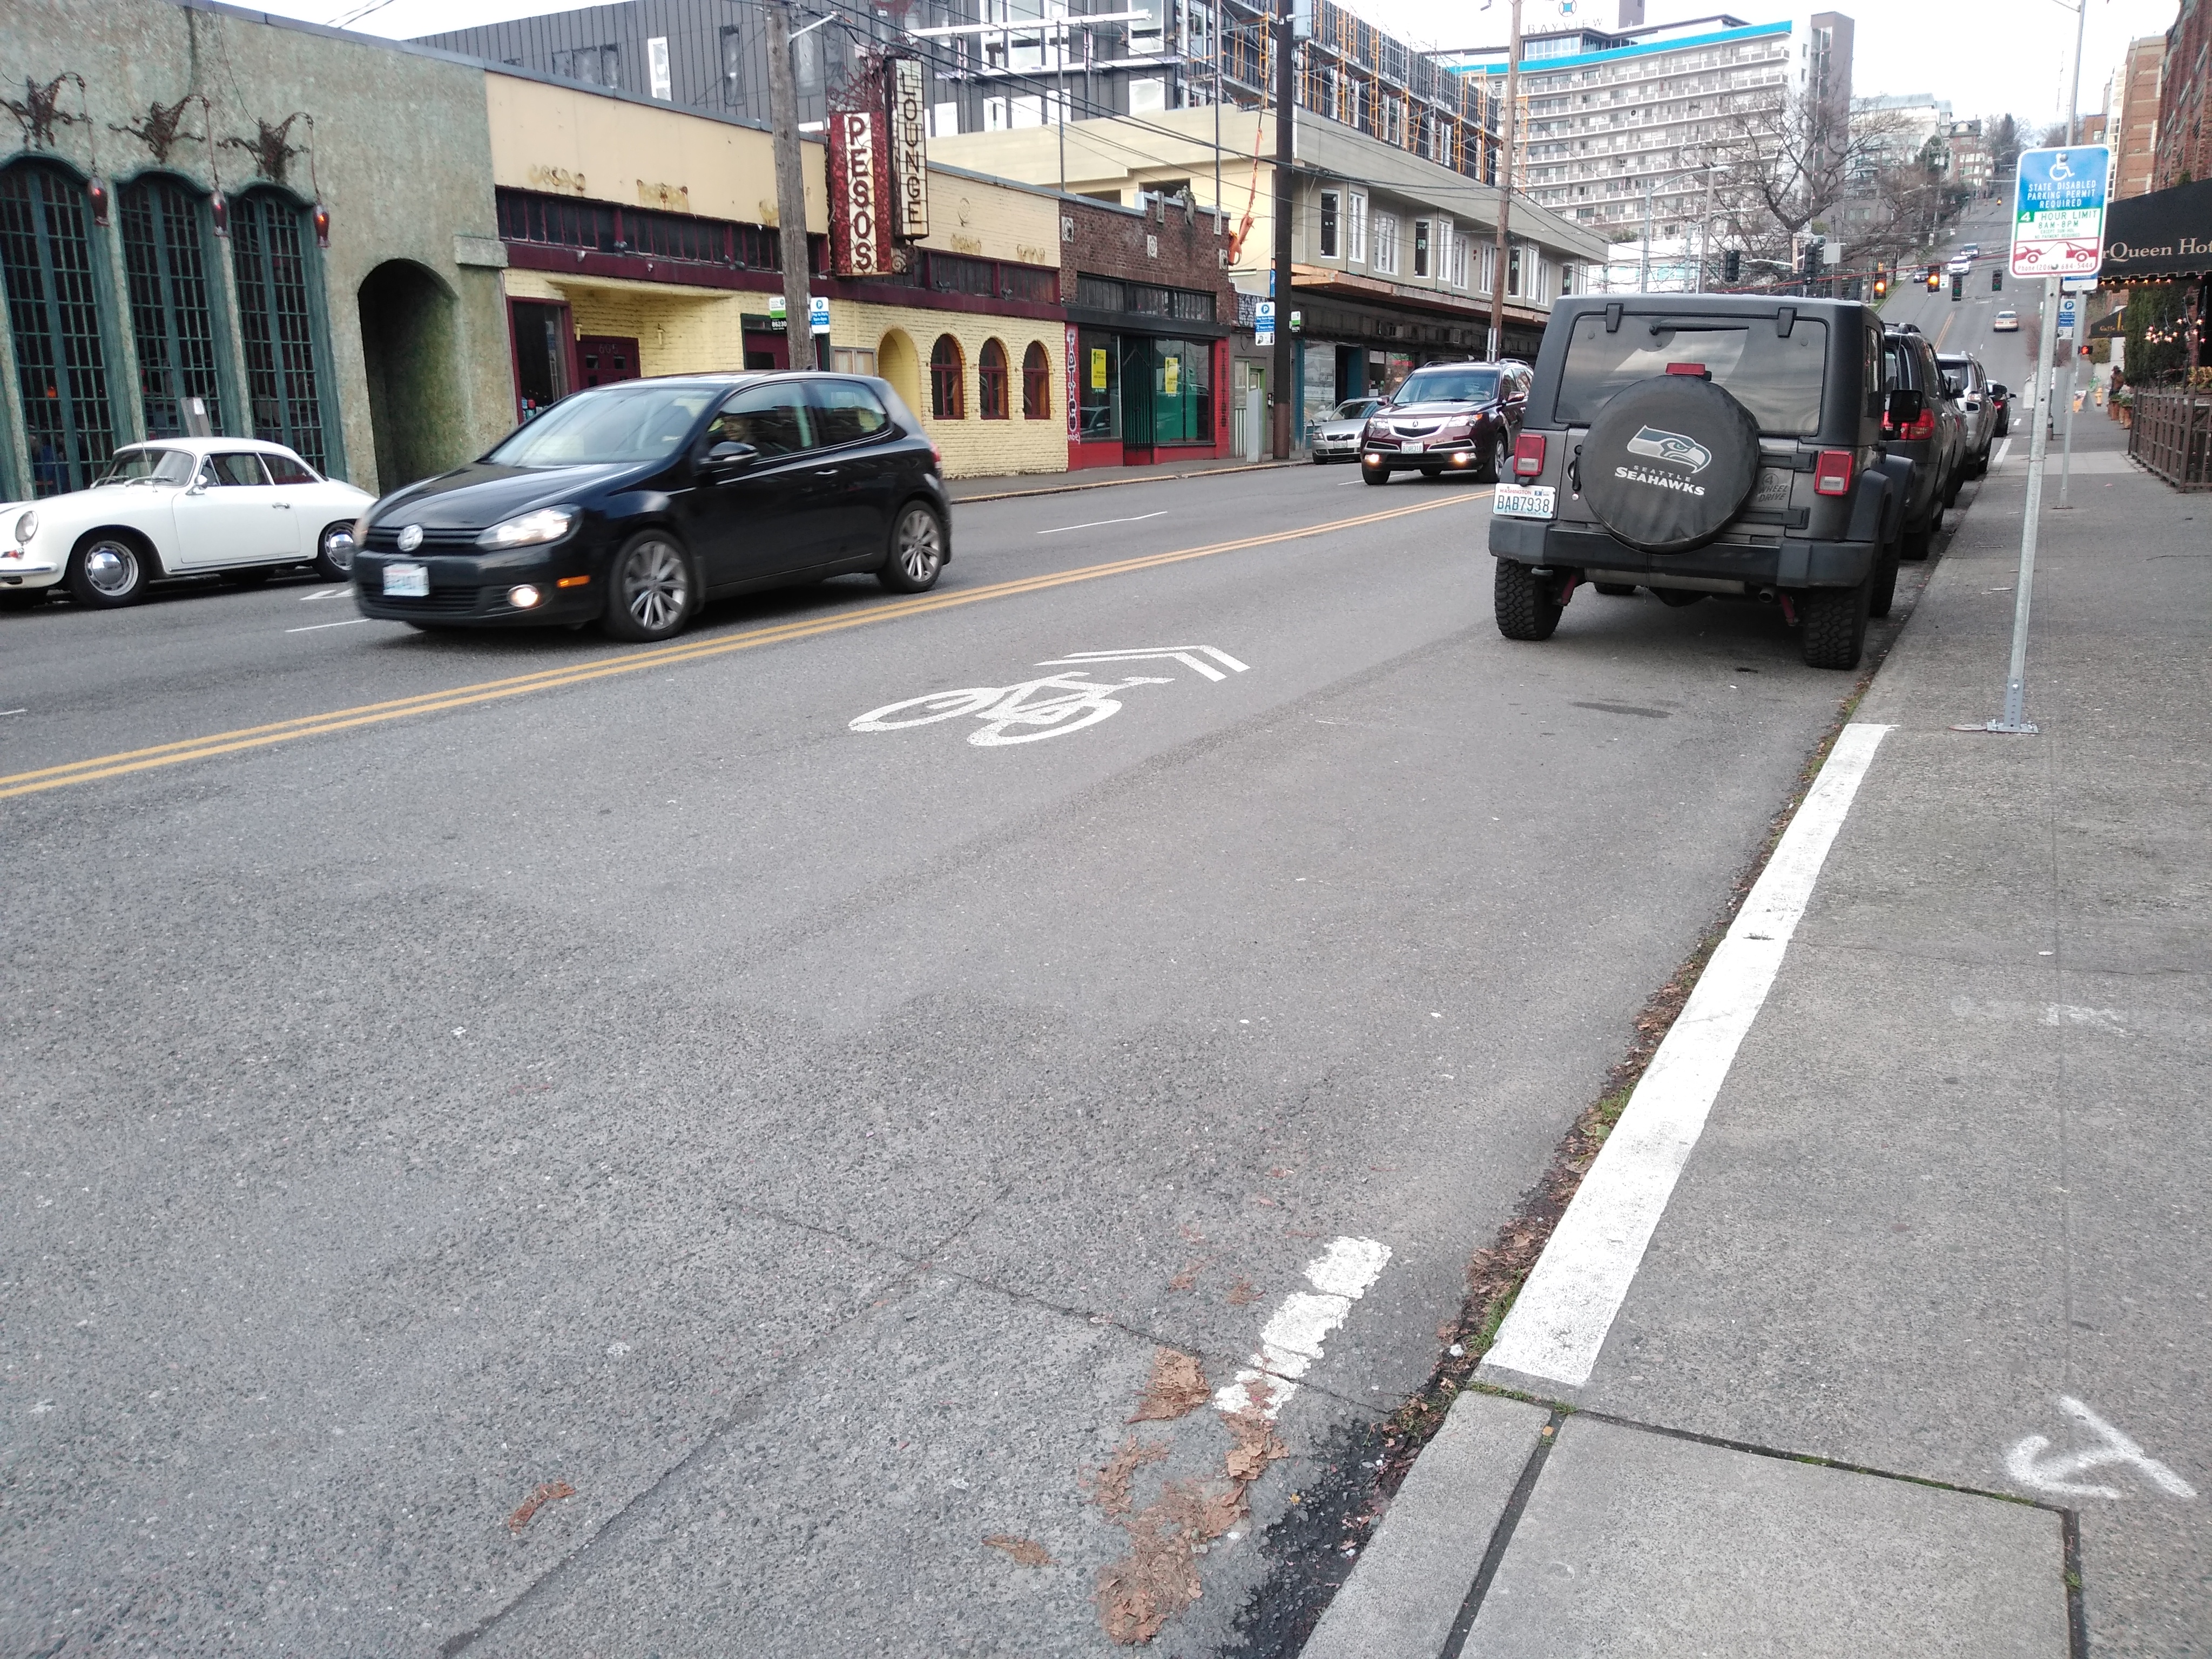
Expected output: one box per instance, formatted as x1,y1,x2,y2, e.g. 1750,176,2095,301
850,646,1249,747
1213,1236,1392,1420
2006,1396,2197,1501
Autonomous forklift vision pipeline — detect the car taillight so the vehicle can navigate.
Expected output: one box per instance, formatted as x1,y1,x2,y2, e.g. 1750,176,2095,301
1813,449,1854,496
1904,410,1936,440
1512,432,1546,478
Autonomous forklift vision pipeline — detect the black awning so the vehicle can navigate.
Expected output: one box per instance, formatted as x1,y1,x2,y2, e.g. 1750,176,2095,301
2102,179,2212,281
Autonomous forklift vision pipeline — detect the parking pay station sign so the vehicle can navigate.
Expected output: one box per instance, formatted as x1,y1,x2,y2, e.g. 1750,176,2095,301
2011,146,2110,279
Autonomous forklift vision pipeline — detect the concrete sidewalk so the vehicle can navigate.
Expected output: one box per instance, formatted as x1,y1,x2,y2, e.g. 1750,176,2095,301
1303,410,2209,1655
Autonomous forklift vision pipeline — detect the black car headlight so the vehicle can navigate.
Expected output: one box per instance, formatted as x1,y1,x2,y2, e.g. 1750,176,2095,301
476,506,577,550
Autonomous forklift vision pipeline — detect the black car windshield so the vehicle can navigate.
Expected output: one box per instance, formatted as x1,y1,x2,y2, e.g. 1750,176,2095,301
95,447,195,487
1393,368,1500,406
1555,316,1829,433
486,383,720,466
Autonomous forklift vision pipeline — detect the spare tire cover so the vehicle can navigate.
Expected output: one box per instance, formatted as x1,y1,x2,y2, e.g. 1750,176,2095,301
1579,376,1763,554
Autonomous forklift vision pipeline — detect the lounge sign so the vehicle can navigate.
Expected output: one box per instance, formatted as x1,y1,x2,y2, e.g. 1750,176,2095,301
888,55,929,241
2101,178,2212,282
828,109,887,277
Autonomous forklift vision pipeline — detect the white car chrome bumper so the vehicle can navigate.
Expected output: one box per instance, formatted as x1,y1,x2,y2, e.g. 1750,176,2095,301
0,550,60,588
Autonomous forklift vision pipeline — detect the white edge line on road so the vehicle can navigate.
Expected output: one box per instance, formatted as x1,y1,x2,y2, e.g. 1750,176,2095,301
1213,1235,1391,1419
285,616,372,633
0,708,25,717
1036,510,1169,535
1479,721,1896,1390
1992,437,2013,470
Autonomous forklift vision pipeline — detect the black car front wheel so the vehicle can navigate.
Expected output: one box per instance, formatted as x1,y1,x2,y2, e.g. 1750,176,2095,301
879,502,946,594
601,531,696,642
1361,461,1390,486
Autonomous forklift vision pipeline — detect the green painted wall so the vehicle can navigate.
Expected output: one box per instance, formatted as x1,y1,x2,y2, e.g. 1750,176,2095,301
0,0,512,498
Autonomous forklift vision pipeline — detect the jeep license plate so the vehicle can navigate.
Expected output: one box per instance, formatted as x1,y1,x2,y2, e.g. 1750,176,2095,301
1492,485,1556,520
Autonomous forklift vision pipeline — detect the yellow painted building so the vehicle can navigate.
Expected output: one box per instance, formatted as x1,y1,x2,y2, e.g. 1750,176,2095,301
485,72,1067,478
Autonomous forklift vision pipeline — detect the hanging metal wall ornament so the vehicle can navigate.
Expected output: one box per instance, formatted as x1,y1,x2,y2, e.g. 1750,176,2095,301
110,95,203,165
219,111,308,188
2,72,87,151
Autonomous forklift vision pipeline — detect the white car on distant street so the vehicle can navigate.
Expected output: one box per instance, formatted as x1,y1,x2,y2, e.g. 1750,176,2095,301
0,437,370,609
1992,310,2020,332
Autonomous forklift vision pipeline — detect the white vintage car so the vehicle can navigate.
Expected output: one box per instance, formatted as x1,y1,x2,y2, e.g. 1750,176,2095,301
0,437,372,608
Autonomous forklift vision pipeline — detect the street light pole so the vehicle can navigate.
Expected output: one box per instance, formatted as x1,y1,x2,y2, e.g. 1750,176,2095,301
2058,0,2089,507
1640,175,1654,291
1270,0,1296,458
765,0,815,370
1487,0,1521,362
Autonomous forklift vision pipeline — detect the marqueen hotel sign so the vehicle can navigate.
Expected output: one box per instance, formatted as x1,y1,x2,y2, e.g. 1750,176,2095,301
829,56,929,278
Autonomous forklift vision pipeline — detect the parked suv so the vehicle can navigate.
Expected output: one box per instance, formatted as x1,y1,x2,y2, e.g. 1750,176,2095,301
1360,360,1530,483
1488,294,1914,670
1883,325,1963,558
1937,352,1999,480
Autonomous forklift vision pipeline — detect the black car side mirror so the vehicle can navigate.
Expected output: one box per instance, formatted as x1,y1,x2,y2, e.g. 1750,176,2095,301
1886,388,1925,424
703,440,758,473
1989,385,2008,400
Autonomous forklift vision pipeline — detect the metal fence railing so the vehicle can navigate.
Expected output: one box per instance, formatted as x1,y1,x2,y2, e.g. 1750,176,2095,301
2128,389,2212,490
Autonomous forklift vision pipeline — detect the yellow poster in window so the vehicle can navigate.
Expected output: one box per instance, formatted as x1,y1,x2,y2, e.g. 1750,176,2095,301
1090,348,1108,390
1163,355,1180,397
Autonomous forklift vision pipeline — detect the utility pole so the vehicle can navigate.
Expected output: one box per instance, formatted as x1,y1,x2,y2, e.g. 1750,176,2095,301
1487,0,1521,361
1639,174,1654,291
766,0,815,369
1699,165,1716,293
1270,0,1296,459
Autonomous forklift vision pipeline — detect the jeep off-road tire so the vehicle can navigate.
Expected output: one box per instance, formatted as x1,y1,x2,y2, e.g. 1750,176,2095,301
1494,560,1563,641
1869,539,1901,619
1799,578,1871,670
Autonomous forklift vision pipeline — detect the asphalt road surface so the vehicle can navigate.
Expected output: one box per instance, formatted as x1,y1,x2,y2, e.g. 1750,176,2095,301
5,422,1954,1655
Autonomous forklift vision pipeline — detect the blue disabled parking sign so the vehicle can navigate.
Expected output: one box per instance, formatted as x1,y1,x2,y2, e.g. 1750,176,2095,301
2011,146,2110,280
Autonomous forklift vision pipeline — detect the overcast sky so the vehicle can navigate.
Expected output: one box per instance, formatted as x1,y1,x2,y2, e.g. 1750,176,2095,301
270,0,2176,136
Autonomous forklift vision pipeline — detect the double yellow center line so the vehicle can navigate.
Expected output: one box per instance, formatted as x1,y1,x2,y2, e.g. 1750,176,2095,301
1,493,1477,802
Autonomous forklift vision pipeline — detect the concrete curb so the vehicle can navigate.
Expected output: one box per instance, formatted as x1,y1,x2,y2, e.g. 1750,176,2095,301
1298,1393,1552,1659
949,458,1301,504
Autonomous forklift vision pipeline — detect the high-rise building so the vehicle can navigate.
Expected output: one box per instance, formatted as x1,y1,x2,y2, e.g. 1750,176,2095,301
417,1,1498,184
1439,12,1855,242
2110,35,2167,199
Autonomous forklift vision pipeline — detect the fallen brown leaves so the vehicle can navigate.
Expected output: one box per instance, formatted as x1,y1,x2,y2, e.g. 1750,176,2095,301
1091,1375,1289,1644
1225,1277,1260,1306
505,1480,575,1535
984,1534,1055,1567
1129,1350,1211,1423
1166,1260,1204,1292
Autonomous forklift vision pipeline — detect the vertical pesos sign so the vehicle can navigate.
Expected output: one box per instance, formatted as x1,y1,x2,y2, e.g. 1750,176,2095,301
887,56,929,240
2011,146,2111,279
829,109,887,277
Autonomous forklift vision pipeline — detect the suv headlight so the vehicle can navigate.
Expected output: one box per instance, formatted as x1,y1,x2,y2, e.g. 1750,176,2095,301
14,509,36,544
476,506,577,550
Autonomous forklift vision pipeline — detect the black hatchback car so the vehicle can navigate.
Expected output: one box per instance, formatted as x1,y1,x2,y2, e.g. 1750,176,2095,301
353,373,950,641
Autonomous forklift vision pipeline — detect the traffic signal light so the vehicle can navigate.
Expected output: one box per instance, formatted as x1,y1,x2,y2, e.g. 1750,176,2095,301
1992,268,2003,291
1951,269,1964,300
1926,269,1941,291
1873,273,1888,299
1722,248,1741,285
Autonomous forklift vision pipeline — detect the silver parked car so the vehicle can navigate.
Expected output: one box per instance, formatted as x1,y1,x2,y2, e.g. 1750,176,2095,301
1937,352,1999,480
1309,397,1383,463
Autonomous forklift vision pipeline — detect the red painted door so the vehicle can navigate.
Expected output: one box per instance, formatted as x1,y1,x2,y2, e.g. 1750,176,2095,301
577,335,640,388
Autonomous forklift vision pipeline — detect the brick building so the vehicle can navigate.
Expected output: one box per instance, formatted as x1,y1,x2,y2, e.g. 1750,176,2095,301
2155,0,2210,192
2110,36,2168,201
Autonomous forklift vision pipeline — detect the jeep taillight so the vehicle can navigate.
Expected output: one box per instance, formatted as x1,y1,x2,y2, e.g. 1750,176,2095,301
1903,409,1936,440
1512,433,1546,478
1813,449,1854,496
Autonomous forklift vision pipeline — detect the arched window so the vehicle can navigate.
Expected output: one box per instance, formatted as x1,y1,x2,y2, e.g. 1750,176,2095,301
119,177,225,436
0,160,114,496
977,338,1009,420
232,190,331,471
1022,341,1051,420
929,333,965,420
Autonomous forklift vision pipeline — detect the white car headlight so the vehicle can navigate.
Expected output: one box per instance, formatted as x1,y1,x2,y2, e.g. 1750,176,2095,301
14,509,36,544
476,506,577,550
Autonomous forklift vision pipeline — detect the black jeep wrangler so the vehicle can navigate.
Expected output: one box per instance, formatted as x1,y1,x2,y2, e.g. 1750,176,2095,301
1488,294,1912,670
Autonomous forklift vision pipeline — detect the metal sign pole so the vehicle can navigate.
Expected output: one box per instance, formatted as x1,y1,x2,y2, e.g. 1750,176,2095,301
1987,273,2061,734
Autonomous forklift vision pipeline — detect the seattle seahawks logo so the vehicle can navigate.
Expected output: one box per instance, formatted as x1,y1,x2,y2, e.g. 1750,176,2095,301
1624,427,1712,473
